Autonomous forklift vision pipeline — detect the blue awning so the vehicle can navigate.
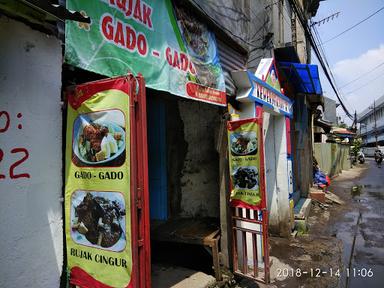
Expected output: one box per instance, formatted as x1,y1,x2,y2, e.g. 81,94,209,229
278,62,322,95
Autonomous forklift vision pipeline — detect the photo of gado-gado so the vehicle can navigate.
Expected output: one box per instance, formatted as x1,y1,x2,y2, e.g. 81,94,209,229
233,167,259,190
71,191,126,251
174,5,225,91
230,132,258,156
73,110,125,166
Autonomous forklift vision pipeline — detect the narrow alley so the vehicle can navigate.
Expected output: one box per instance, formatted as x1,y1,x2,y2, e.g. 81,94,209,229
2,1,384,288
256,159,384,288
330,159,384,288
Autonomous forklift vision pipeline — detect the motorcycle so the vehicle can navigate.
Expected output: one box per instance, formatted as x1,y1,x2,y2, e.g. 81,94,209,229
375,150,383,167
357,151,365,164
351,150,365,164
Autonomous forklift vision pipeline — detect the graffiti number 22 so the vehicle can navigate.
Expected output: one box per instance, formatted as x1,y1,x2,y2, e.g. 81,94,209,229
0,148,30,180
0,111,30,180
10,148,30,179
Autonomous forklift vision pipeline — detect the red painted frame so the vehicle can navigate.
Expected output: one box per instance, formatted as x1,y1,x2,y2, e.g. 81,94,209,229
285,116,292,156
230,107,270,283
129,74,151,288
66,75,150,288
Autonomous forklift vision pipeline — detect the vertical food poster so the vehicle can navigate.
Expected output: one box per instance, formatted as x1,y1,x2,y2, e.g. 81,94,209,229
65,77,132,287
228,118,264,209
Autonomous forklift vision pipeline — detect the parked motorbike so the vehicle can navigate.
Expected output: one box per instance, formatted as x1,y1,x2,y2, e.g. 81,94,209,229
351,150,365,165
357,151,365,164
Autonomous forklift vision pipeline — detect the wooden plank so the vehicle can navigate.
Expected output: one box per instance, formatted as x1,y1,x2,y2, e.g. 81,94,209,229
325,191,344,205
211,238,222,281
294,198,312,220
151,218,220,245
218,117,232,268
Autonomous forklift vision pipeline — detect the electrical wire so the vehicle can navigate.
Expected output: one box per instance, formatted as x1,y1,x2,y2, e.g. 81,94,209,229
266,0,294,27
312,17,355,113
322,5,384,44
311,12,340,27
344,73,384,95
278,1,293,28
265,0,281,10
312,24,356,112
339,61,384,88
288,0,354,119
188,0,268,49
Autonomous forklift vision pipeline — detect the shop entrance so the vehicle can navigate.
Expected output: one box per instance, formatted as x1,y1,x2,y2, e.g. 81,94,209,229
263,112,291,237
63,74,151,288
230,107,290,283
147,96,168,221
146,91,223,286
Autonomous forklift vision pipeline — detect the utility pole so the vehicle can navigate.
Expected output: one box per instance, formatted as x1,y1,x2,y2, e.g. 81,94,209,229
374,100,378,147
359,121,363,137
369,100,378,147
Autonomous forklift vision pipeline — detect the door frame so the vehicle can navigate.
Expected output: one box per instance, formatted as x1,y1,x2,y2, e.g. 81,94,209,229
129,74,151,288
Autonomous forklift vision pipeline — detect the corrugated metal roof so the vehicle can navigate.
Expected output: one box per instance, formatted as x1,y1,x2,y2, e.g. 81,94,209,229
0,0,89,36
278,62,323,95
21,0,90,23
217,39,247,96
184,0,249,55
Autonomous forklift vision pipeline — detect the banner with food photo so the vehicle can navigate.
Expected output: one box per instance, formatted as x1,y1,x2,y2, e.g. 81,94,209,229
65,77,133,288
227,118,265,209
65,0,226,106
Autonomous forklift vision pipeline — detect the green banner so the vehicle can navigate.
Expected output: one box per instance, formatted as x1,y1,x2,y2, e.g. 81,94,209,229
228,118,262,209
65,77,132,287
65,0,226,106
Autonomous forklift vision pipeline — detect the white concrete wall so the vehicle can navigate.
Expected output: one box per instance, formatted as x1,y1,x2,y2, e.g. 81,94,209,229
274,116,290,234
233,104,291,236
263,112,290,236
0,18,63,287
234,107,291,271
263,113,278,226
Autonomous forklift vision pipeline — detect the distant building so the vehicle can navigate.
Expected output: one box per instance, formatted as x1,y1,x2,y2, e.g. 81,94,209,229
358,94,384,146
314,96,336,143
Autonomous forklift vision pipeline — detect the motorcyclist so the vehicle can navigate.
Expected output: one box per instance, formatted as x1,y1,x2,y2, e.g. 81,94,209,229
374,149,383,167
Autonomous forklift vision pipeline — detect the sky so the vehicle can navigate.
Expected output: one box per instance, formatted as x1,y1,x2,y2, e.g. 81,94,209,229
310,0,384,124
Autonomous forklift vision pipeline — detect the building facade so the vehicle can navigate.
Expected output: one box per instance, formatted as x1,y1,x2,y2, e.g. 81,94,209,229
0,0,321,287
358,94,384,147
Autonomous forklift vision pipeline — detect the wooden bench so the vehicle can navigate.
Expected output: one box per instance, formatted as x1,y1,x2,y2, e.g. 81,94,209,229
151,217,222,281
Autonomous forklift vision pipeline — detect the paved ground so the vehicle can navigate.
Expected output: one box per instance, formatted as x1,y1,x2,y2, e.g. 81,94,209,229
262,158,384,288
234,159,384,288
152,264,216,288
151,160,384,288
328,158,384,288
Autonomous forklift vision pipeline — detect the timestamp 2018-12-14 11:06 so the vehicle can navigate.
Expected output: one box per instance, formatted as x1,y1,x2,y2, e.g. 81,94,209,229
276,267,374,278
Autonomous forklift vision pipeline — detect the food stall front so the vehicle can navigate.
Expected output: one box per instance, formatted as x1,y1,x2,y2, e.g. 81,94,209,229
228,58,293,282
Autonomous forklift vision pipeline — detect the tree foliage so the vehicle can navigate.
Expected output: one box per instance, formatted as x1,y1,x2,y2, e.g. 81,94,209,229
351,138,362,156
